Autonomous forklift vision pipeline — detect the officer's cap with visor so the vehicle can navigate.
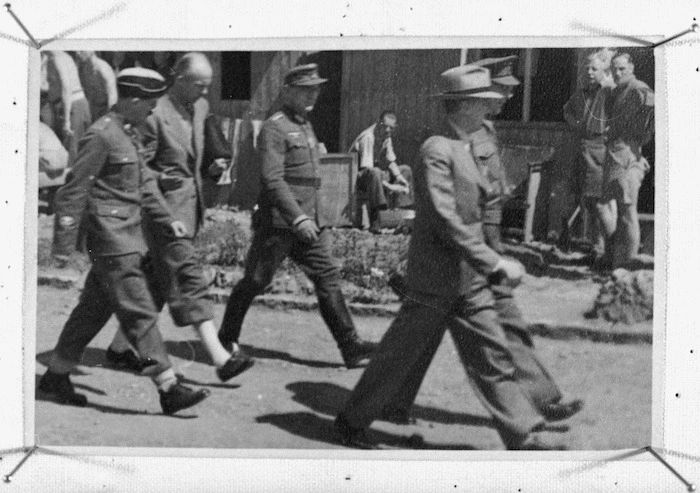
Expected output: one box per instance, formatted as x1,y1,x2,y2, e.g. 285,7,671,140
116,67,169,99
284,64,328,87
473,56,520,86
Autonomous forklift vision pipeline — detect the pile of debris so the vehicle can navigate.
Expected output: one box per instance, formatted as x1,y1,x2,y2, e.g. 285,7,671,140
588,269,654,324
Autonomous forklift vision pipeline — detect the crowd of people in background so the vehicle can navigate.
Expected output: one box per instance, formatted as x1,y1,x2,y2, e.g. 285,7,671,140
37,49,653,450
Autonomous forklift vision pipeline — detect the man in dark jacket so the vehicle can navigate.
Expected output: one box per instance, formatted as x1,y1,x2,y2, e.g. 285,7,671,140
217,64,377,369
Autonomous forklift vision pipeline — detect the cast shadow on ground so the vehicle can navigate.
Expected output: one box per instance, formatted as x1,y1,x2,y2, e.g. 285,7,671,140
33,374,198,419
285,381,496,429
164,340,343,370
36,348,240,390
256,411,477,450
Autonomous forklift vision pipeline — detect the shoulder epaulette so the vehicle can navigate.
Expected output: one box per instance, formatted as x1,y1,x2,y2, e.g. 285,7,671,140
270,111,285,121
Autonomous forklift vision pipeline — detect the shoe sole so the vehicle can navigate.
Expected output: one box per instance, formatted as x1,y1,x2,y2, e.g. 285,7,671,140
217,359,255,383
162,390,210,415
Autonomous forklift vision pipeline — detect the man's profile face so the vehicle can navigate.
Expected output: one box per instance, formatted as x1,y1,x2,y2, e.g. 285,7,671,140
178,70,212,105
587,58,608,86
126,98,158,125
489,85,513,115
378,115,397,138
612,57,634,85
286,85,322,115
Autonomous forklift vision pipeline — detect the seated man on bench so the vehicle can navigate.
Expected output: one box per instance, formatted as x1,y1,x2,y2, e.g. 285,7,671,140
349,110,413,232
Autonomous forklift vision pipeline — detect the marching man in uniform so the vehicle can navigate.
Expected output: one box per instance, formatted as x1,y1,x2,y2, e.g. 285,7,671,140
40,68,210,415
218,64,378,369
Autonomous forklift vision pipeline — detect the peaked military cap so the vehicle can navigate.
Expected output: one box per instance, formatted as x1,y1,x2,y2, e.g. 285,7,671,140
284,63,328,86
116,67,169,99
433,65,503,99
473,56,520,86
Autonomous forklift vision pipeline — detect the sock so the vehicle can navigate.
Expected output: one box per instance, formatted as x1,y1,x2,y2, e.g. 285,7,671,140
153,368,178,392
195,320,232,367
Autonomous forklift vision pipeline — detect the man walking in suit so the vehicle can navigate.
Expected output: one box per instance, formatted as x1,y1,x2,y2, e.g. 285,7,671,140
335,65,567,450
217,64,377,369
40,68,210,415
382,56,583,426
105,52,251,382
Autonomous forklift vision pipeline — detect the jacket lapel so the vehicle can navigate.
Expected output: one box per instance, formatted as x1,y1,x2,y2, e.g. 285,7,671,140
162,95,195,159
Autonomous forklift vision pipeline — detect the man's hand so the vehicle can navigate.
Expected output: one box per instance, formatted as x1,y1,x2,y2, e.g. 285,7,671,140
384,182,410,194
493,257,525,287
170,221,188,238
395,173,410,190
293,218,320,244
63,121,73,138
208,158,229,178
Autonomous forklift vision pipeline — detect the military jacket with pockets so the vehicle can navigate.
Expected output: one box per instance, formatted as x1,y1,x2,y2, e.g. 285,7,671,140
469,121,507,225
256,106,327,230
53,112,175,258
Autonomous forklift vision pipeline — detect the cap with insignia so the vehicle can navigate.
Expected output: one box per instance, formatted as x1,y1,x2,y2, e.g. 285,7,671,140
433,65,504,99
284,63,328,86
116,67,169,99
473,56,520,86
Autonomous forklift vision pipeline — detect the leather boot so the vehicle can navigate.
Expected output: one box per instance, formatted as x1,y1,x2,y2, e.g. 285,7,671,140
318,289,378,368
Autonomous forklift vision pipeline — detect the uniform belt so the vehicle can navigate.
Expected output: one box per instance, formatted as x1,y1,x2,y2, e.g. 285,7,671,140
285,176,321,188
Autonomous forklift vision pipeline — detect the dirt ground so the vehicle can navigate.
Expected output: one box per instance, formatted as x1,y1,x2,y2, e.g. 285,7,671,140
34,284,652,451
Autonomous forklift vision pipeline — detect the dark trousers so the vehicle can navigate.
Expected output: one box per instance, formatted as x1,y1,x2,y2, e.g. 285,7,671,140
340,283,543,445
219,227,358,349
357,165,414,214
146,236,214,327
50,253,172,375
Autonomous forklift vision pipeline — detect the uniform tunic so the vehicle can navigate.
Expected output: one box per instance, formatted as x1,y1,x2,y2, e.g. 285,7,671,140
49,112,174,375
218,106,359,350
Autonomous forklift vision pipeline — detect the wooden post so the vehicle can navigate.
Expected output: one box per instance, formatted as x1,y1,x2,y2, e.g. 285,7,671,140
522,49,533,122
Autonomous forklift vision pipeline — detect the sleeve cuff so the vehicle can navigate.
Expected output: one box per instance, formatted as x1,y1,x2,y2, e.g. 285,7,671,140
292,215,310,227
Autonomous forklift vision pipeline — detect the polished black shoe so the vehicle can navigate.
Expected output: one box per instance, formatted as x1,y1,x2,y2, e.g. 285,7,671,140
216,349,255,382
38,370,88,407
541,399,584,422
340,339,379,369
159,381,210,415
379,407,417,425
105,347,144,372
506,432,568,451
334,414,376,449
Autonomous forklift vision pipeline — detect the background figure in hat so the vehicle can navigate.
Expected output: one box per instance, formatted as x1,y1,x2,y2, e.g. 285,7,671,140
600,52,654,269
563,49,618,268
335,65,566,450
73,51,118,122
348,110,413,232
104,52,251,383
40,68,210,415
217,64,378,369
384,56,583,428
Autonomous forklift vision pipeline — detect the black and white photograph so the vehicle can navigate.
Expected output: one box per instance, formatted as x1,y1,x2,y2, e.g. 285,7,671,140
32,47,658,452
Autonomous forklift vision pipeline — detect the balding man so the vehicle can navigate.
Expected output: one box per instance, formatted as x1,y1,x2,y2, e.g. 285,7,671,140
44,51,92,162
602,53,654,268
74,51,118,122
107,53,251,382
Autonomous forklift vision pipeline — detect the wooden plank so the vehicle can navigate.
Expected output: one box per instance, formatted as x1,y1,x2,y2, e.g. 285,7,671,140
318,153,357,228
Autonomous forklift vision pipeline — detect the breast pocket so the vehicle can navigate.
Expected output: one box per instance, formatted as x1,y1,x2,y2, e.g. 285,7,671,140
102,151,139,191
285,135,311,165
